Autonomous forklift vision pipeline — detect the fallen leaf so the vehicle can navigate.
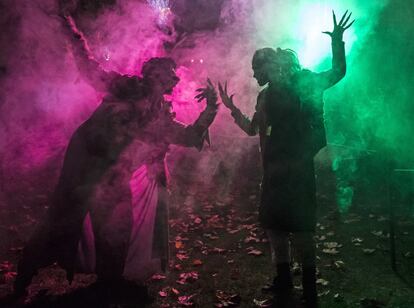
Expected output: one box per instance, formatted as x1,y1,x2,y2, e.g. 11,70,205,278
176,253,189,261
215,290,241,307
151,274,167,281
192,259,203,266
253,298,272,307
178,294,195,306
3,271,17,283
316,278,329,286
323,242,342,249
244,236,260,244
204,233,220,240
242,224,257,230
247,249,263,256
179,272,199,282
318,290,330,296
334,293,343,302
211,247,227,254
371,230,384,237
322,248,340,255
159,290,168,297
193,240,205,247
0,261,13,271
363,248,376,255
334,260,345,270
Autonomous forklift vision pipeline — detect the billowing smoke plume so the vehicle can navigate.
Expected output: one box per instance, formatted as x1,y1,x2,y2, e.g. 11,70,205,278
1,0,412,214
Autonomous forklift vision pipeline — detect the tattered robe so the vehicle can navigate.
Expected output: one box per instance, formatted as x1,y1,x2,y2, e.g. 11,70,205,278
15,95,217,290
230,39,346,232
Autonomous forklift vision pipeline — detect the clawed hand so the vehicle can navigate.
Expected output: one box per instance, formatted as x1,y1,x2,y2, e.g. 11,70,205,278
195,78,218,106
218,81,235,110
323,10,355,41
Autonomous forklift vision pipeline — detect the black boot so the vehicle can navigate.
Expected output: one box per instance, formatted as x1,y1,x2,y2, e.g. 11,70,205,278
263,263,294,293
302,266,317,308
270,263,293,307
13,263,35,298
274,263,293,290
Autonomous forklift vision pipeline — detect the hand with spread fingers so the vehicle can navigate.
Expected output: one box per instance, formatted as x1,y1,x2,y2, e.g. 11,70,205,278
323,10,355,41
218,81,236,111
195,79,218,107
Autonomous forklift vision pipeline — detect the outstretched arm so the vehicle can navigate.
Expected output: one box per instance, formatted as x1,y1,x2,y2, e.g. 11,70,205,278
219,81,259,136
164,79,219,150
316,10,355,89
63,15,117,92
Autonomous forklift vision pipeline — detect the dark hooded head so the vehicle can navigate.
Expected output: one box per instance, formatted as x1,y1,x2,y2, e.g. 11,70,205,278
141,57,179,94
269,48,301,83
108,57,180,101
252,48,278,86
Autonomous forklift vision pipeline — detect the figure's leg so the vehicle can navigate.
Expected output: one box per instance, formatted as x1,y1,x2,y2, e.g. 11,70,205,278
13,224,53,296
90,197,132,281
266,230,292,287
265,230,293,307
293,232,317,308
14,202,87,295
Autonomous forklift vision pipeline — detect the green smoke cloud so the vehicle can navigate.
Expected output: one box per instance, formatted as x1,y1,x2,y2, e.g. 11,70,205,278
251,0,414,211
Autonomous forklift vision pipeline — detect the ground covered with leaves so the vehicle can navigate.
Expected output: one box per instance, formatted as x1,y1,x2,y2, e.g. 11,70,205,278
0,164,413,307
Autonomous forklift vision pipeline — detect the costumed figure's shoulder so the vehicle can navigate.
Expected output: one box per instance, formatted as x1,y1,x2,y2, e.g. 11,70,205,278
294,68,314,81
101,95,135,115
108,74,147,101
294,68,318,90
300,68,313,75
82,96,135,135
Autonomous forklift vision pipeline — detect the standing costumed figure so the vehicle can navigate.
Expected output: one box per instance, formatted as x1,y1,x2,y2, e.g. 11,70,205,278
14,14,219,297
220,11,353,307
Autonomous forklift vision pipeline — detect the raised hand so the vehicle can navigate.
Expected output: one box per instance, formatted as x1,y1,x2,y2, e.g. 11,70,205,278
218,81,235,110
195,79,218,107
323,10,355,41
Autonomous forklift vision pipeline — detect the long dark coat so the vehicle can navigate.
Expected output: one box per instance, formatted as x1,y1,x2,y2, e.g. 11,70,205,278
259,39,347,232
14,94,217,292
